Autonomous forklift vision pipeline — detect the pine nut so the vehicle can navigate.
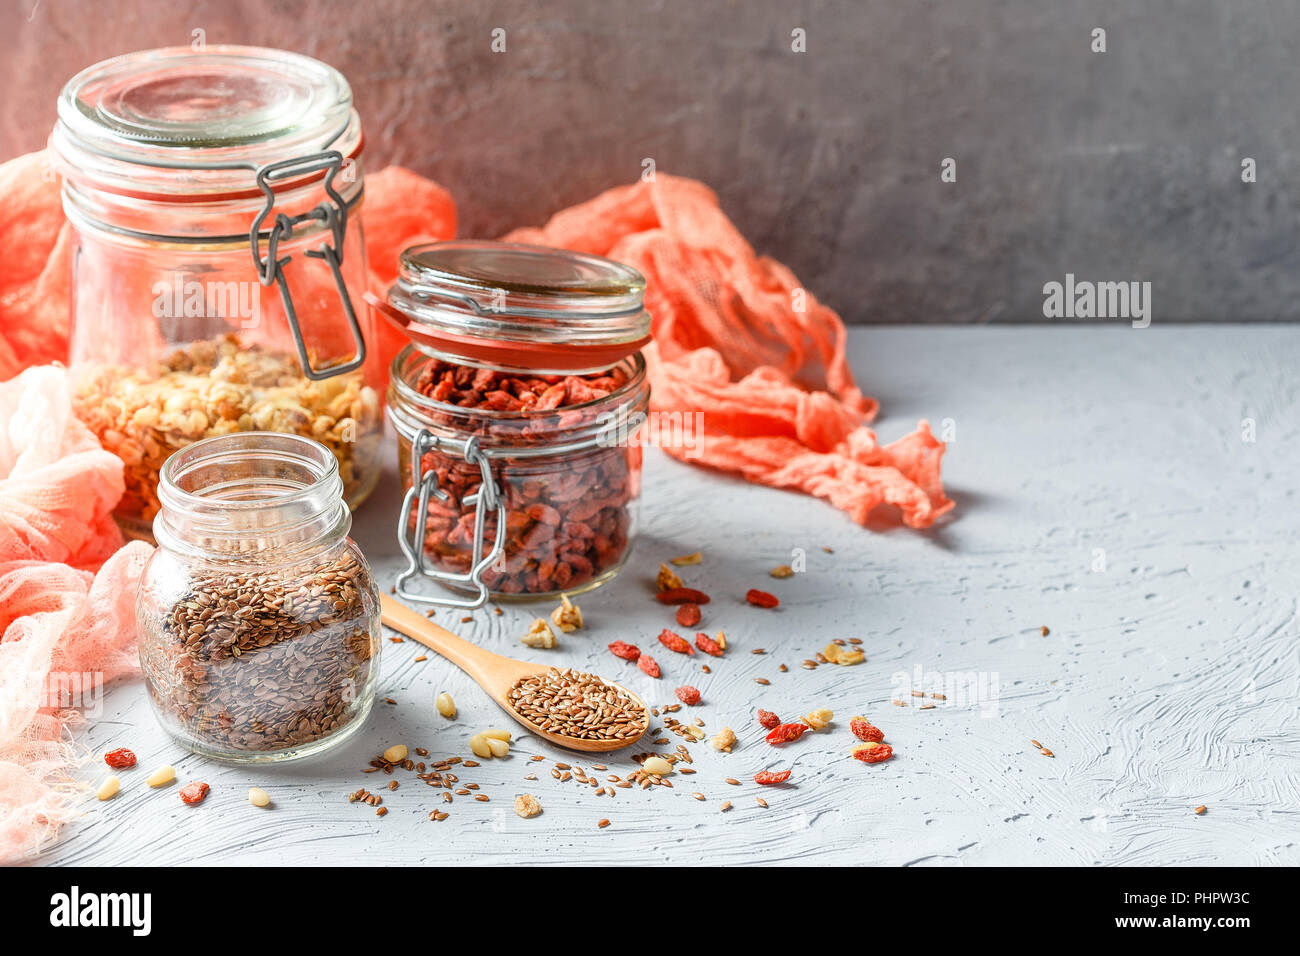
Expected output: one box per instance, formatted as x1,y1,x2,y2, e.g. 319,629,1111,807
482,728,511,742
96,775,121,801
642,756,672,775
435,692,456,719
486,737,510,757
146,764,175,787
469,734,492,758
248,787,271,807
383,744,408,763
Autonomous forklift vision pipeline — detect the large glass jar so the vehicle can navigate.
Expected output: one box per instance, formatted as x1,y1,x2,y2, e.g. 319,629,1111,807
378,241,652,607
137,432,381,762
49,46,383,540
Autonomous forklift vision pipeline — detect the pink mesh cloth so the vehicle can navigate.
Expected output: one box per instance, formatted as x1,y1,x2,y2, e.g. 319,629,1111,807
0,365,152,862
505,175,952,527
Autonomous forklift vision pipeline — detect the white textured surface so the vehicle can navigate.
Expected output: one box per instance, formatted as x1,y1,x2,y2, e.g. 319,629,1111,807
38,326,1300,866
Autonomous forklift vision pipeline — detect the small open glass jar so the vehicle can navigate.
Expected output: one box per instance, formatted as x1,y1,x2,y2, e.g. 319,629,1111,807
137,432,381,762
49,46,383,539
377,241,652,607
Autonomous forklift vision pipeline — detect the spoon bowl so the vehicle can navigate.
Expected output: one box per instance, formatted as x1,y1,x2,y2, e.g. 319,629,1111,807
379,594,650,752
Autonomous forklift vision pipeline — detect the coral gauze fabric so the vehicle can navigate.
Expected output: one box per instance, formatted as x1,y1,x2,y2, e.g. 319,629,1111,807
0,364,152,862
505,175,952,528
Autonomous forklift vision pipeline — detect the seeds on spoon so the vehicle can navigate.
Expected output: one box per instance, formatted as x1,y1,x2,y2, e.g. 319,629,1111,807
507,668,647,741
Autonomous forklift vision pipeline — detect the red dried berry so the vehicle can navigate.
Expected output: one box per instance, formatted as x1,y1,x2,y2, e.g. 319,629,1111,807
608,640,641,661
179,782,210,804
765,722,809,745
757,709,781,729
675,602,702,627
753,769,792,785
655,587,711,606
850,716,884,743
745,588,780,608
657,628,695,655
853,743,894,764
104,748,136,769
694,633,724,657
675,685,702,705
637,654,661,678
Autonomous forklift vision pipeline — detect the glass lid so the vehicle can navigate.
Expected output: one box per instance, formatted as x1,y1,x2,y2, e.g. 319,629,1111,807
376,241,652,373
50,45,359,195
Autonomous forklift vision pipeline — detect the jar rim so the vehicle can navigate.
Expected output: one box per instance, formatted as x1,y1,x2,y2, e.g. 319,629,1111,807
50,45,361,199
154,432,349,555
381,241,651,372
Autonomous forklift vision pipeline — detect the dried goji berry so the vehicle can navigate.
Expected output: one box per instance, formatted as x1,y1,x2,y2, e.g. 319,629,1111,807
694,632,724,657
757,709,781,729
104,748,136,769
637,654,661,678
675,602,702,627
765,722,809,745
608,640,641,661
745,588,780,608
852,742,894,764
753,769,792,785
179,781,210,804
675,685,701,705
658,628,695,655
850,716,884,743
655,587,711,606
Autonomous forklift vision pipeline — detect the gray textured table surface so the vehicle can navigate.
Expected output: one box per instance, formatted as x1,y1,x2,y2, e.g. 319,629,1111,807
41,326,1300,866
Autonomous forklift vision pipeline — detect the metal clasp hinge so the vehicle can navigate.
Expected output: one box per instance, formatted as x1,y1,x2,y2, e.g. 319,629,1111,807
249,152,366,381
395,429,506,609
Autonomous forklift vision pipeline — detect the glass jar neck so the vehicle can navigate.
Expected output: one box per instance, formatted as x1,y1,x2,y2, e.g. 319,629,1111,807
154,432,350,560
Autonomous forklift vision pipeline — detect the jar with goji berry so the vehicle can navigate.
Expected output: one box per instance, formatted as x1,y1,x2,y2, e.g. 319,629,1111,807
377,240,652,608
49,45,383,541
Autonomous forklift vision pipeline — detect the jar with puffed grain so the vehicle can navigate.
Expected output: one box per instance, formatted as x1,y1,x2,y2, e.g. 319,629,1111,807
50,46,383,539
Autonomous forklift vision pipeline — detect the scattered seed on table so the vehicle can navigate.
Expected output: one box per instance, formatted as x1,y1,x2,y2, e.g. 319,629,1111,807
248,787,271,807
376,806,388,817
1194,805,1207,815
146,764,175,788
751,648,766,655
1040,748,1054,757
597,818,611,829
414,655,427,662
755,797,768,808
96,776,121,801
754,678,770,685
461,616,473,623
385,698,397,705
720,801,732,812
1041,625,1050,636
389,636,404,643
692,792,705,801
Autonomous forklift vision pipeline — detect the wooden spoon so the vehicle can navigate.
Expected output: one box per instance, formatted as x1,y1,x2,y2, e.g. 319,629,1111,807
379,594,650,753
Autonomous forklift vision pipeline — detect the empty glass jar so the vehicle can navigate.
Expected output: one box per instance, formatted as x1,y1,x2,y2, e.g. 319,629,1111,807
50,45,383,539
137,432,381,762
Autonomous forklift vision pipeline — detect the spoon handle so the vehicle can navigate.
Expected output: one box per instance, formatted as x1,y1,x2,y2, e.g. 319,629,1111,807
378,594,533,694
379,594,490,673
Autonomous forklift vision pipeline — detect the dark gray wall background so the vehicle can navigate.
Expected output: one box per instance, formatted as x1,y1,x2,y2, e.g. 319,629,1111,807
3,0,1296,321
